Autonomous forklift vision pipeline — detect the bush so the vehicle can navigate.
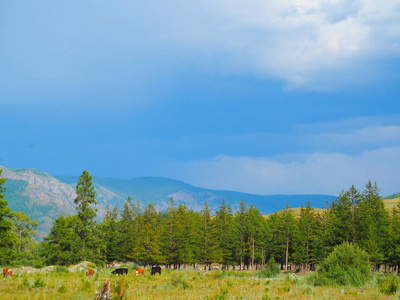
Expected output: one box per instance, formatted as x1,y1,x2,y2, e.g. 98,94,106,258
312,242,371,287
377,273,400,295
52,266,70,274
169,274,193,290
257,257,281,278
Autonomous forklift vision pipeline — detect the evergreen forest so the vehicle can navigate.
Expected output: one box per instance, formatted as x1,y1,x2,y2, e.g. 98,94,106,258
1,168,399,273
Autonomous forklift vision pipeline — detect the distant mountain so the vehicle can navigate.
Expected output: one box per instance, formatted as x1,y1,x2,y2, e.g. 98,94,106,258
55,175,337,213
1,165,337,239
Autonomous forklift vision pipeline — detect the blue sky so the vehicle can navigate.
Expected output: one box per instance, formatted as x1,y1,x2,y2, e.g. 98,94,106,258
1,0,400,196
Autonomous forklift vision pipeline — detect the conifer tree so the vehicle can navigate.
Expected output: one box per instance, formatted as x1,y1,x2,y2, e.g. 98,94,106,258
117,197,139,261
293,201,317,271
214,200,236,268
131,204,163,266
361,181,389,267
11,211,38,262
162,198,179,268
388,203,400,271
74,170,103,263
244,204,268,270
234,200,248,269
200,202,221,269
100,205,121,262
0,168,17,264
280,205,297,270
41,215,81,265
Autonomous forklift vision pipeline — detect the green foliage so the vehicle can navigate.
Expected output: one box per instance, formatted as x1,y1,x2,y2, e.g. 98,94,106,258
376,273,400,295
169,274,193,289
0,168,18,265
214,287,229,300
257,257,281,278
33,277,45,288
384,192,400,200
52,266,70,273
313,242,371,287
112,278,128,300
58,285,68,293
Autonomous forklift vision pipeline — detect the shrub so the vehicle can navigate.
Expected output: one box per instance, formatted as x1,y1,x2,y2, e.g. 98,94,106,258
377,273,400,295
112,278,127,300
169,274,193,290
257,257,281,278
52,266,70,274
33,277,45,288
312,242,371,287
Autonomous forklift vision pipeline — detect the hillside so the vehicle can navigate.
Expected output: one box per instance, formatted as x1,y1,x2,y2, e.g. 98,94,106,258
1,165,337,239
55,175,337,213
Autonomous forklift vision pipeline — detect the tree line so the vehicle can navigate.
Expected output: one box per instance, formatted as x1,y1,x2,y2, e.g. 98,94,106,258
1,168,400,272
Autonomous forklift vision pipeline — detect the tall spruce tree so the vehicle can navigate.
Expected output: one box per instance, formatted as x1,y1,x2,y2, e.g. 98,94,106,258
293,201,317,271
361,181,389,267
74,170,103,263
100,205,121,262
244,204,268,270
41,215,81,265
0,168,17,264
11,211,38,262
200,202,221,269
214,200,236,268
234,200,248,270
131,204,163,266
117,197,139,261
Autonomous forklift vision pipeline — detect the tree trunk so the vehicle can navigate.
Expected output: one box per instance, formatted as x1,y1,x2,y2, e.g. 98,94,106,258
285,238,289,271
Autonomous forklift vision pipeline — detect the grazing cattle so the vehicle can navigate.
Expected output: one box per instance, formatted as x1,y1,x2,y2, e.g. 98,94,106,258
111,267,128,276
151,266,161,275
135,267,144,275
3,268,14,278
86,269,95,276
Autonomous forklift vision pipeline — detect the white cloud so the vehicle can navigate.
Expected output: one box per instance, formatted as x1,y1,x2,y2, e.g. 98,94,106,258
192,0,400,89
170,146,400,196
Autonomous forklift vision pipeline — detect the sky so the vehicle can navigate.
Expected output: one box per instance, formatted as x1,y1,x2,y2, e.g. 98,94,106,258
1,0,400,196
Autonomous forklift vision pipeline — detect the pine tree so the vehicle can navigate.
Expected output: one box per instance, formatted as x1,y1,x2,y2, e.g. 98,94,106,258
0,168,17,265
293,201,317,271
361,181,389,267
200,202,221,269
10,211,39,262
234,200,248,270
214,200,236,268
162,198,179,268
117,197,139,261
74,170,103,263
100,205,121,262
280,205,297,270
388,203,400,271
41,215,81,265
131,204,163,266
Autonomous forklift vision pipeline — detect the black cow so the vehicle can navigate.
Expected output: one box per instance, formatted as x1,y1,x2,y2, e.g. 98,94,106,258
151,266,161,275
111,267,128,276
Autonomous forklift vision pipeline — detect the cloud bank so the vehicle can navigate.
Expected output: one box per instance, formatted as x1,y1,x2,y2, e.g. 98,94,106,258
195,0,400,89
171,146,400,196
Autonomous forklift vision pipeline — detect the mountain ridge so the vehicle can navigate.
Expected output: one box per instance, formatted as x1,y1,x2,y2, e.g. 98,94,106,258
1,165,337,239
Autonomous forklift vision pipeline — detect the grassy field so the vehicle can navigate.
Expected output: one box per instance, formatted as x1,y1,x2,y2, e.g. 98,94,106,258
1,267,399,300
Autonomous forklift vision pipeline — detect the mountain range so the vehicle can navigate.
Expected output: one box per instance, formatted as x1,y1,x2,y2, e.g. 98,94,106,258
1,165,338,239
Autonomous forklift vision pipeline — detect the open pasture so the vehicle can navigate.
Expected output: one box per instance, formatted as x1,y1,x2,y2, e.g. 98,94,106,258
1,268,398,300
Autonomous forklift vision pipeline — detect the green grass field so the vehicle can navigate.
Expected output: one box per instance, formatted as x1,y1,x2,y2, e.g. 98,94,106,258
1,268,399,300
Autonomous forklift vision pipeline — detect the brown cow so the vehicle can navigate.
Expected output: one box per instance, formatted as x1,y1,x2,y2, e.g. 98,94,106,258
86,269,95,276
3,268,14,278
135,267,144,275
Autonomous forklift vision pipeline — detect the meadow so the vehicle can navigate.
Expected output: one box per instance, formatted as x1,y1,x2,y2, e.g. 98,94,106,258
1,267,399,300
